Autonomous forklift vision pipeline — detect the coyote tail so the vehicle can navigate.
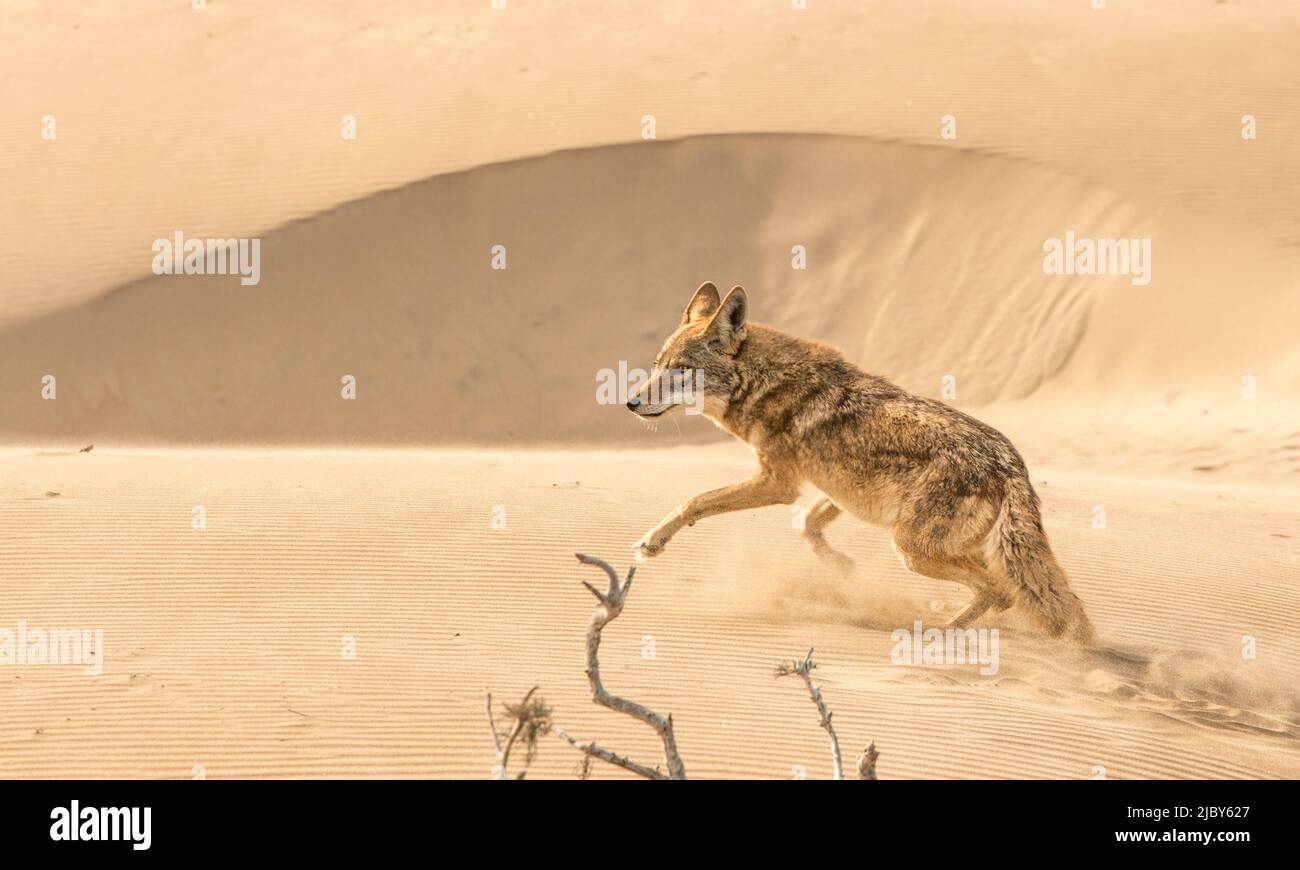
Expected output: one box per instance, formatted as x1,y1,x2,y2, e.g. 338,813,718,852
992,478,1095,644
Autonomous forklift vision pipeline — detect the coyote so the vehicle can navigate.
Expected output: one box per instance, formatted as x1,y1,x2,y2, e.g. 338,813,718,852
626,282,1094,643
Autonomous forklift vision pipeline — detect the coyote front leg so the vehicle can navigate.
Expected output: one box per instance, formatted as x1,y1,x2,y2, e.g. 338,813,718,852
635,473,798,558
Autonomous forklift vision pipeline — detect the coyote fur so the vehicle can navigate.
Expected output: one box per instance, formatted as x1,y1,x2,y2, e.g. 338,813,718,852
626,282,1094,643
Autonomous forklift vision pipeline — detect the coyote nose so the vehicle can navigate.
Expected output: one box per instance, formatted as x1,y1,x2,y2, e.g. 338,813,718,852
626,396,641,411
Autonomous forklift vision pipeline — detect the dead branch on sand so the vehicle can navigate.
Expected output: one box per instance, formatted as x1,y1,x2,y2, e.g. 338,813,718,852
551,553,687,780
858,742,880,781
486,553,880,780
776,647,879,781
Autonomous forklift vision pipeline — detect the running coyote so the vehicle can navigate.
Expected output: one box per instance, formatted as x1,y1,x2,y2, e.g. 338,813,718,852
626,282,1094,643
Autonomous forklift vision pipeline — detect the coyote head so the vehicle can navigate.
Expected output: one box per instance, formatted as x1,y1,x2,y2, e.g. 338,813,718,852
626,281,747,419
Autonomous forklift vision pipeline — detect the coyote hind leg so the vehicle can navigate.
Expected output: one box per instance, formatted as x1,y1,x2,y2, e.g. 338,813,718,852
946,593,1005,629
891,532,1011,630
801,495,855,576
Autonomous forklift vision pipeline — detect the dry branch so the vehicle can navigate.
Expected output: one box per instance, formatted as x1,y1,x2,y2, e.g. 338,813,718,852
486,554,883,780
553,552,687,779
857,742,880,780
777,648,881,780
777,647,844,779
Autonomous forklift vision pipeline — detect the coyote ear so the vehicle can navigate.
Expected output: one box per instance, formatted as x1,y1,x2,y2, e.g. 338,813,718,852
681,281,721,325
707,286,748,354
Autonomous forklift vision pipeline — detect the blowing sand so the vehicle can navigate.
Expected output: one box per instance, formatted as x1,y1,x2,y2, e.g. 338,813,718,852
1,1,1298,778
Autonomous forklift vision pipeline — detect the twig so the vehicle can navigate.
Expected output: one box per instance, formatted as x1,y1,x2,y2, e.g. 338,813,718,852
485,692,503,759
559,552,687,779
553,728,668,780
857,742,880,781
777,647,844,780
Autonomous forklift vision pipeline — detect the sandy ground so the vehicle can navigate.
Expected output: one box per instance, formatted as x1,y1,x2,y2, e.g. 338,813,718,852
2,1,1299,778
1,447,1297,779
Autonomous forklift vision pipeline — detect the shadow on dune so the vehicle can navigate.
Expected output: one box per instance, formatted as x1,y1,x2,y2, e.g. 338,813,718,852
0,134,1107,446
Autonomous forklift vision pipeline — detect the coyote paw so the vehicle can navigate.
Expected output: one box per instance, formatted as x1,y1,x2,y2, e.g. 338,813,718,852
805,535,856,578
633,529,670,560
824,550,856,578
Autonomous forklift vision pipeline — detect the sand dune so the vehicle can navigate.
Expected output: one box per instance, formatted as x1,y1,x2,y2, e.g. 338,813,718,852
5,133,1112,444
2,133,1298,474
